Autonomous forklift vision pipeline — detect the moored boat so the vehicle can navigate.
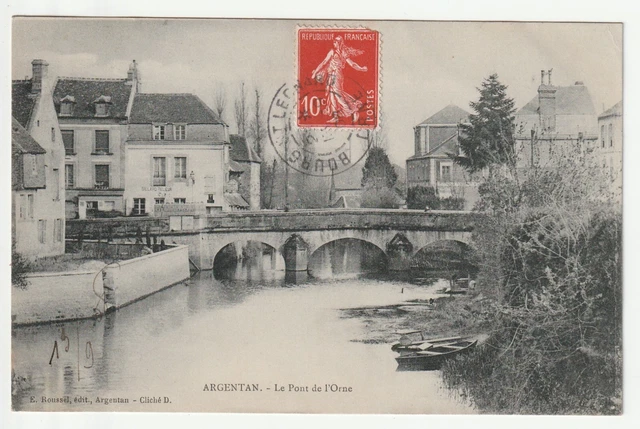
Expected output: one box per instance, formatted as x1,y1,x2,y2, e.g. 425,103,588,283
394,337,477,371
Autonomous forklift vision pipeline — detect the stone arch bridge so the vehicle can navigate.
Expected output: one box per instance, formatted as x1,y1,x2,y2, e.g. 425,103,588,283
174,209,477,272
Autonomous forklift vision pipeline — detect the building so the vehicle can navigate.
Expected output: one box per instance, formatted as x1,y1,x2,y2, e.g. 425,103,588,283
229,134,262,210
514,70,598,169
12,60,66,258
406,105,476,206
53,61,138,219
124,92,232,217
596,101,622,197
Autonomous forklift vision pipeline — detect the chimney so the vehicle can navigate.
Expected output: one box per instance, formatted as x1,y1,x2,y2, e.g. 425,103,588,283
538,69,557,132
31,59,49,95
126,60,140,93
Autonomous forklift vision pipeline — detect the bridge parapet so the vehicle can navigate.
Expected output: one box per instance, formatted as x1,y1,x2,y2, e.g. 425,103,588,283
205,209,478,232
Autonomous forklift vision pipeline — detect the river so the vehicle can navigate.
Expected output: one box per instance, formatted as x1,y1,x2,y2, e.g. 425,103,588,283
12,241,474,414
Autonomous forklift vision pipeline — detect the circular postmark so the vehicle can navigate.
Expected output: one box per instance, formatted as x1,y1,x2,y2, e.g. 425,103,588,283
268,79,374,177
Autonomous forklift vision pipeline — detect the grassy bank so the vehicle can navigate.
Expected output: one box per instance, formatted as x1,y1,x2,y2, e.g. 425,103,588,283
341,291,493,346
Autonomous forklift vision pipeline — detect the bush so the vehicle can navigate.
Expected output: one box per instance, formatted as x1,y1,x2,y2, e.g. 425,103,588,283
407,185,465,210
360,185,399,209
11,245,31,290
441,162,622,414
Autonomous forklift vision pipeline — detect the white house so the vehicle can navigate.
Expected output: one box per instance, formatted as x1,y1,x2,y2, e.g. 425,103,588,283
124,93,233,218
12,60,66,258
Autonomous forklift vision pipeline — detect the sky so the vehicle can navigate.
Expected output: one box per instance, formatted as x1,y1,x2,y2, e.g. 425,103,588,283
12,18,622,166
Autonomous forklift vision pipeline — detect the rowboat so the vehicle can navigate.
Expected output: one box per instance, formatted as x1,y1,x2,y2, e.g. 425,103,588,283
392,332,477,371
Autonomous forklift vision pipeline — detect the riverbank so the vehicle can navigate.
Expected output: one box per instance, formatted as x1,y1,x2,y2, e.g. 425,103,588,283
340,290,495,346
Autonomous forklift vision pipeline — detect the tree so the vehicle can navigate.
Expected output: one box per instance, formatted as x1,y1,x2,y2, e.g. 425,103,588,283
234,82,248,136
247,88,267,158
456,74,517,173
361,147,397,189
213,84,227,123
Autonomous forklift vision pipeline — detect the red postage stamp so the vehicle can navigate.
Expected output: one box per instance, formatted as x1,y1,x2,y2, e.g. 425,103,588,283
297,28,379,128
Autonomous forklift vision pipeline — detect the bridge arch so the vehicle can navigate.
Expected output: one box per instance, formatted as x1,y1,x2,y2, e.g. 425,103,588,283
411,239,475,271
212,239,286,278
308,237,388,278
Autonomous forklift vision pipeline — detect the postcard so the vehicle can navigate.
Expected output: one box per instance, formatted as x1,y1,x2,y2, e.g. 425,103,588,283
9,17,623,416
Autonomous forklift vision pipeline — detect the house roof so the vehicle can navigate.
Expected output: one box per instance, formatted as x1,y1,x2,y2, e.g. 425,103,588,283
53,77,133,119
517,83,597,116
330,195,362,209
599,101,622,119
230,134,262,163
129,93,224,124
418,104,470,126
12,80,37,128
12,117,46,154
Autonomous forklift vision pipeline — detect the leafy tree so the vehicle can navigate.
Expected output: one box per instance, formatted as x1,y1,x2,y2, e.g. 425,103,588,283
361,147,397,189
456,74,517,173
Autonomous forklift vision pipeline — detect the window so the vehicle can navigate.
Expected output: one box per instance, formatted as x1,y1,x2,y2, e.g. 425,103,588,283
94,164,110,189
86,201,98,211
54,219,63,242
51,127,55,142
154,198,165,206
95,130,110,154
440,163,452,182
152,157,167,186
609,124,613,147
174,157,187,179
207,194,215,203
53,169,60,200
133,198,146,215
28,154,37,176
174,124,186,140
28,194,34,218
60,102,74,116
153,125,165,140
38,220,47,244
174,198,186,204
65,164,75,189
95,103,108,116
601,125,606,148
62,130,75,155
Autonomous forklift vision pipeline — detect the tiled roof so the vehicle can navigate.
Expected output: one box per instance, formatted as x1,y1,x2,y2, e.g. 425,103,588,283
12,117,46,154
418,104,470,126
224,193,249,208
54,78,133,119
517,84,597,116
12,80,37,128
598,101,622,119
230,134,262,163
130,93,223,124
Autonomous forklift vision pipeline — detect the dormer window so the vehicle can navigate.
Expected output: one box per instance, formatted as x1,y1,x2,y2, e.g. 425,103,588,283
60,95,76,116
153,124,166,140
93,95,112,117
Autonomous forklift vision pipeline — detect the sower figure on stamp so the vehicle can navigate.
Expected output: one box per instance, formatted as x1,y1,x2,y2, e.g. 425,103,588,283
311,36,368,124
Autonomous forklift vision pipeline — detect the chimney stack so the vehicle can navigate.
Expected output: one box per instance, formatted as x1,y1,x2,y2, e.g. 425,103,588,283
126,60,140,92
538,69,557,132
31,59,49,95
